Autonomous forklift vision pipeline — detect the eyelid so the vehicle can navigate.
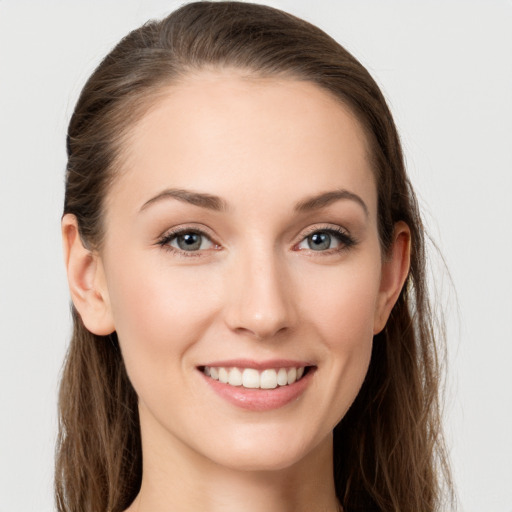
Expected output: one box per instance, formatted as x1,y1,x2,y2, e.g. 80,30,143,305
156,223,218,241
296,223,351,241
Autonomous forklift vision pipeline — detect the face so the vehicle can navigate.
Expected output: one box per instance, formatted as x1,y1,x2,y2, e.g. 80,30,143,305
95,71,394,472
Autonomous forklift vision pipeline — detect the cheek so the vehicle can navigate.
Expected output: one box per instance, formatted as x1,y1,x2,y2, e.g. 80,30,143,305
299,258,381,347
296,256,381,418
104,256,221,387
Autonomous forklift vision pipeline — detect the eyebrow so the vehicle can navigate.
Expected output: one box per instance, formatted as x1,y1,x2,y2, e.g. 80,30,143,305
140,187,368,216
294,189,369,217
140,188,228,212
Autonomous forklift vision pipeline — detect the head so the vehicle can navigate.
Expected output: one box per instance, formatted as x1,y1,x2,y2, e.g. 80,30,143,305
57,3,449,512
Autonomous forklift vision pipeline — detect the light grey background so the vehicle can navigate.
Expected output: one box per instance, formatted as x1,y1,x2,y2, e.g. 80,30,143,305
1,1,511,511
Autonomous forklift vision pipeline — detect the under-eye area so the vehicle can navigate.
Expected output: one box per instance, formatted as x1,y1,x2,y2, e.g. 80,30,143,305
198,365,315,389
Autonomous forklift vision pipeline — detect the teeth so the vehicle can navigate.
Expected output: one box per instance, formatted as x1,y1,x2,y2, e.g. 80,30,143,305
242,368,260,389
277,368,288,386
260,369,277,389
203,366,307,389
218,367,229,384
228,367,243,386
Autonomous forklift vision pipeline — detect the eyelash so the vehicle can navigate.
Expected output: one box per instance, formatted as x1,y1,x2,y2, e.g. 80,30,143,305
156,225,357,257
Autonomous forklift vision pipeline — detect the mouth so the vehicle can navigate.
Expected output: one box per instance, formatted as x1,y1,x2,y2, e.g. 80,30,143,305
199,365,309,389
197,360,316,411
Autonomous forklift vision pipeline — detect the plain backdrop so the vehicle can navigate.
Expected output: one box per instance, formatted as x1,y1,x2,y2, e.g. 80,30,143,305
1,1,511,511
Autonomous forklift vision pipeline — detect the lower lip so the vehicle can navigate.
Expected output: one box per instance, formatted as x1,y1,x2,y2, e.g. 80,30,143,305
200,369,314,411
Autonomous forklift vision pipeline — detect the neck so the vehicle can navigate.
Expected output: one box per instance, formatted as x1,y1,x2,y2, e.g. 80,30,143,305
126,417,340,512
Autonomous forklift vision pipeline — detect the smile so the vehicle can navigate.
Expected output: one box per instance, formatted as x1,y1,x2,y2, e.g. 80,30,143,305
202,366,306,389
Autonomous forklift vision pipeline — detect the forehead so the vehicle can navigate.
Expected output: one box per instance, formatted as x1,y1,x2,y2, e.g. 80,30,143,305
109,71,376,217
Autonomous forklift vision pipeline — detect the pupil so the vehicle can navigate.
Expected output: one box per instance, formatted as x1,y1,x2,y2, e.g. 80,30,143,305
308,232,331,251
178,233,201,251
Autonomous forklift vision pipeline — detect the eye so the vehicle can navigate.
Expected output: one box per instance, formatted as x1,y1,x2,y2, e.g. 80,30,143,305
159,229,217,253
296,228,355,252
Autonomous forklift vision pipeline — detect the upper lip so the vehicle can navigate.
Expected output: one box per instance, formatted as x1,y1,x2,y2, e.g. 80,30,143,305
198,359,315,370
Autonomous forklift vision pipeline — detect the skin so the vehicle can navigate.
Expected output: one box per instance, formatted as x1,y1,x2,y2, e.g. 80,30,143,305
62,71,410,512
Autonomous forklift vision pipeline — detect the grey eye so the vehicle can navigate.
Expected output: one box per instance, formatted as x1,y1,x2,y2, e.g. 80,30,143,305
307,232,333,251
170,232,214,251
297,229,348,252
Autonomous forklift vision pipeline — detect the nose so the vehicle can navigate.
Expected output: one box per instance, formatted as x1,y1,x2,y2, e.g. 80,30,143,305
223,247,296,340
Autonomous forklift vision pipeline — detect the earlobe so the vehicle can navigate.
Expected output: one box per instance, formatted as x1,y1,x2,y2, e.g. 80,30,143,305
373,221,411,334
61,214,115,335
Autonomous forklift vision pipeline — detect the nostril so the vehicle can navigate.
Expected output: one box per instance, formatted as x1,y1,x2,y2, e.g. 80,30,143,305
232,324,289,341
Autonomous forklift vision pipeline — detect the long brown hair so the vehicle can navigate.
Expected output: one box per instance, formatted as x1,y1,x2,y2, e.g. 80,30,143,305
57,2,453,511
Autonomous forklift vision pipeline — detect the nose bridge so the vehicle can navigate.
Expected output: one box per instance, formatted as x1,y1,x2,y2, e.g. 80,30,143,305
224,243,295,339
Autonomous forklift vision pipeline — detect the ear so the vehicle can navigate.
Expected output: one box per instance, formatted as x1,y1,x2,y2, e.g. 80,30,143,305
61,214,115,335
373,221,411,334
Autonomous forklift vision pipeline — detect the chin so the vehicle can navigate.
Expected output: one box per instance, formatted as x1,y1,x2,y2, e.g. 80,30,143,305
202,427,330,473
215,450,308,473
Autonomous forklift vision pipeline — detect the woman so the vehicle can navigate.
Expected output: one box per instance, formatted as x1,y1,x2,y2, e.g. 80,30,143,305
57,2,452,511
